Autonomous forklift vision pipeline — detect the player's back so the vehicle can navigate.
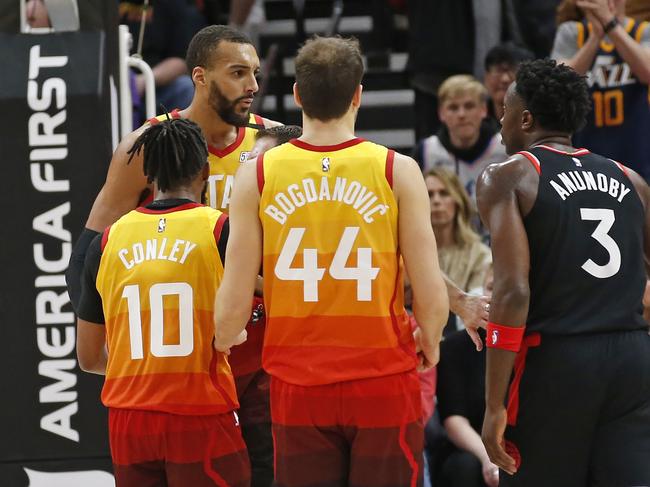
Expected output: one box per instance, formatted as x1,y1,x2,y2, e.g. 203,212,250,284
520,145,646,335
96,203,238,414
258,138,417,385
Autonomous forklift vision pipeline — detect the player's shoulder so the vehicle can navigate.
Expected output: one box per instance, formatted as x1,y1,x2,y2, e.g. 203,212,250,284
478,154,535,201
255,115,283,129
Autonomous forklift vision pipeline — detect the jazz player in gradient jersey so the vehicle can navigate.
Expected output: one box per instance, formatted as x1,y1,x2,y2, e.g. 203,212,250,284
76,118,249,487
215,37,450,487
66,26,279,487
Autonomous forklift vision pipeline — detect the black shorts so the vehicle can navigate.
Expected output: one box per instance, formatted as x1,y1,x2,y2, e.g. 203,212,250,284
501,329,650,487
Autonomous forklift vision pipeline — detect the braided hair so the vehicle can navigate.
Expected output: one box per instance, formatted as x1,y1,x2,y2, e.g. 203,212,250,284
127,118,208,193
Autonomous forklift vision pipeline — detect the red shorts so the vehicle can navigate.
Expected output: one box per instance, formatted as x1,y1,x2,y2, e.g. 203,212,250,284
271,371,423,487
229,297,265,379
109,408,250,487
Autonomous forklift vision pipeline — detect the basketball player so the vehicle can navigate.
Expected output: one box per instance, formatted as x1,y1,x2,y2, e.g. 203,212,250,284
76,118,249,487
66,25,278,487
214,36,450,487
478,58,650,486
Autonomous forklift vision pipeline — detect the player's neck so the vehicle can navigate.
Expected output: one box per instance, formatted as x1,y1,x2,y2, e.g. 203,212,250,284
154,187,200,204
300,113,356,146
180,105,241,149
528,134,574,152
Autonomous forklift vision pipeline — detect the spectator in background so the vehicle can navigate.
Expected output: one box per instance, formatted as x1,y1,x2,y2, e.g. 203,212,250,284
483,43,534,128
512,0,563,57
407,0,521,141
250,125,303,159
551,0,650,181
425,168,492,333
120,0,205,121
436,328,498,487
414,75,507,202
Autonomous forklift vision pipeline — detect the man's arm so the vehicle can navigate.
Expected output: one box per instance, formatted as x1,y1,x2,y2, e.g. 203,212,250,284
75,234,108,375
85,128,150,232
476,158,532,475
578,0,650,83
214,160,262,351
444,416,500,487
444,275,490,350
393,153,449,370
77,320,107,375
66,128,150,310
552,20,602,74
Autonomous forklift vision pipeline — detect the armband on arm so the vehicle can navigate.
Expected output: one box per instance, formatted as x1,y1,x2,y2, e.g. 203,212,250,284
486,322,526,352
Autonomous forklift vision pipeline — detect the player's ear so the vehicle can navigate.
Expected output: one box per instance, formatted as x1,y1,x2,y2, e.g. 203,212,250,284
293,82,303,109
193,66,206,87
201,162,210,181
522,109,534,131
351,84,363,108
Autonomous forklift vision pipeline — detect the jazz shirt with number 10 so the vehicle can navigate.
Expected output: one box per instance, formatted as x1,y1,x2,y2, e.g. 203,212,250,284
96,204,238,414
258,138,417,386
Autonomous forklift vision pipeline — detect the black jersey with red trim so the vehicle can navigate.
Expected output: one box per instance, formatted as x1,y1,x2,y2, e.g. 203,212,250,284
520,145,646,335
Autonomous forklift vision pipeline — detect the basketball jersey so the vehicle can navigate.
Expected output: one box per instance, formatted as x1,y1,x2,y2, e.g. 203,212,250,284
574,19,650,180
95,203,238,414
258,138,417,386
519,145,646,335
149,110,263,211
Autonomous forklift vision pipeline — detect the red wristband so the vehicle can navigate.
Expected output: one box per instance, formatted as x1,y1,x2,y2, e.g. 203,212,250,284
486,322,526,352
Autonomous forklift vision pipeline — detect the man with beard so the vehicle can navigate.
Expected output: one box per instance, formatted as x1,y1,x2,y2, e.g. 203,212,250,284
67,25,280,487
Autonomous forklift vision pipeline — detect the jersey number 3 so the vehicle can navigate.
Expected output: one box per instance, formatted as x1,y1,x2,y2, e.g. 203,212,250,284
275,226,379,302
580,208,621,279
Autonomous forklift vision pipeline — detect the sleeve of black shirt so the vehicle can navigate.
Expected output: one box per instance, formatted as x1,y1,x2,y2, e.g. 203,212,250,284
76,234,105,324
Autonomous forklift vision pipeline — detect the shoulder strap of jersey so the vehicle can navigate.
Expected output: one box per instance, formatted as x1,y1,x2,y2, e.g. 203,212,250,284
101,225,112,252
577,21,587,49
385,149,395,188
516,151,541,174
634,20,649,42
147,109,181,126
213,212,228,244
256,152,266,192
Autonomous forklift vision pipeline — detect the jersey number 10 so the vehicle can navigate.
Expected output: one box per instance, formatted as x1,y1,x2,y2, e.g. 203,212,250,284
592,89,624,127
122,282,194,360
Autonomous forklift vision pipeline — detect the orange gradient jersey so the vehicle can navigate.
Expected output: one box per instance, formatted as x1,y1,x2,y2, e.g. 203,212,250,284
257,138,417,386
96,203,238,414
149,111,263,211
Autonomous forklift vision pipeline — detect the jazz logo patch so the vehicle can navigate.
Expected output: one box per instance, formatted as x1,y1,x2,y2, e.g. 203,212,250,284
321,157,331,172
158,218,166,233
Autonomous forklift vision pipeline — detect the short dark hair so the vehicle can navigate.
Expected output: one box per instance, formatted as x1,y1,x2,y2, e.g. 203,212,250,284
295,36,364,121
186,25,253,73
255,125,303,144
127,118,208,193
484,42,534,72
515,58,590,134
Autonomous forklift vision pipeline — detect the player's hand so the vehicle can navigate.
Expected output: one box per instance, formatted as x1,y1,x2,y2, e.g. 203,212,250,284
585,10,605,39
482,406,517,475
213,330,247,355
413,328,440,372
576,0,614,26
458,293,490,351
482,460,500,487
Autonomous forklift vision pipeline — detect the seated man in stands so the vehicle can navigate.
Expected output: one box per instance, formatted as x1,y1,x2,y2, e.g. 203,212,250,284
413,75,507,202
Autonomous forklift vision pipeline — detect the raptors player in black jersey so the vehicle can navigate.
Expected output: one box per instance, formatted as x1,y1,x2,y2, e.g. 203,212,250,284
477,58,650,487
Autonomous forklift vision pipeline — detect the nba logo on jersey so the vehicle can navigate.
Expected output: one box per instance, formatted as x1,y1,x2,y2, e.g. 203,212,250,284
491,329,499,345
157,218,166,233
572,157,582,167
321,157,331,172
239,151,250,163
